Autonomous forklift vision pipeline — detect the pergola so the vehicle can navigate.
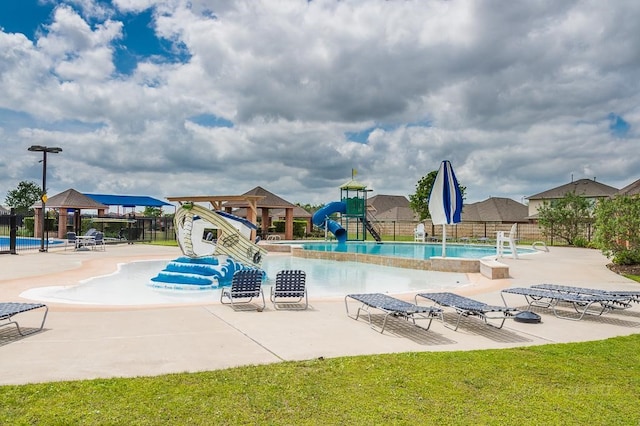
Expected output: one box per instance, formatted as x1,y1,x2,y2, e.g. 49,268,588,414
166,191,297,240
166,195,271,240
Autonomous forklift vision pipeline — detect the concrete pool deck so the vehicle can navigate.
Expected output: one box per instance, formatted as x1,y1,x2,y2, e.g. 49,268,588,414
1,243,639,385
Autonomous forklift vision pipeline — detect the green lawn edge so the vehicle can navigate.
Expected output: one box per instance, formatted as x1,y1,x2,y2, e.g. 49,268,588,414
2,334,639,425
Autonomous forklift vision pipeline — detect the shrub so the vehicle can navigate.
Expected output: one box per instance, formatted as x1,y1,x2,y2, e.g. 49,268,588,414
594,195,640,265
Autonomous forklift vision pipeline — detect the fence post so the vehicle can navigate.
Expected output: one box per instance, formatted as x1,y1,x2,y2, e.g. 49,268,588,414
9,208,17,255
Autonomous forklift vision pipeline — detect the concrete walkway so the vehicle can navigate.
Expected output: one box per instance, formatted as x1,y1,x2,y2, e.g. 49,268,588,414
1,243,639,385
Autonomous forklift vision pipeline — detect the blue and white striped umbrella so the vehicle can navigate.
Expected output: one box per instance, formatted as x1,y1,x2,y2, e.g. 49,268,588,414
428,160,463,257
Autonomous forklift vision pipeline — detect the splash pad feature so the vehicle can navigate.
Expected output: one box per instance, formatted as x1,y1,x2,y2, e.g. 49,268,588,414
149,201,267,289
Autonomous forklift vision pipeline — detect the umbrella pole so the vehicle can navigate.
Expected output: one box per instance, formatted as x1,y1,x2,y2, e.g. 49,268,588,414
442,225,447,257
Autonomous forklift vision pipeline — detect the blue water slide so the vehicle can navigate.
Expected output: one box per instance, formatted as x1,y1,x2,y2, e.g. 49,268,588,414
312,201,347,243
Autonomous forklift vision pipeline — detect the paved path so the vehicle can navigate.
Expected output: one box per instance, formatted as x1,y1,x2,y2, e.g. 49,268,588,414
1,244,638,385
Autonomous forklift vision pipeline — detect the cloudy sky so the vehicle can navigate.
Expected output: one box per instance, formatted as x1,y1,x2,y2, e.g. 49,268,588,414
1,0,638,209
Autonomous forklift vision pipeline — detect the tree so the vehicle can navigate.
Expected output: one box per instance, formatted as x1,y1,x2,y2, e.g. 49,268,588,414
537,192,594,246
594,195,640,265
143,206,163,217
5,180,42,215
409,171,466,221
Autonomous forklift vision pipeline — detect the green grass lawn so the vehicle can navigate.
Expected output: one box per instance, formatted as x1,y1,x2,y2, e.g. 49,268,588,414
1,335,639,424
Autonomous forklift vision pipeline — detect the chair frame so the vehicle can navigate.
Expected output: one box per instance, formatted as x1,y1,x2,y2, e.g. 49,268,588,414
93,231,106,251
414,223,426,242
532,284,639,307
345,293,442,334
65,232,77,251
220,270,265,311
415,292,518,331
270,270,308,310
501,287,628,321
0,303,48,336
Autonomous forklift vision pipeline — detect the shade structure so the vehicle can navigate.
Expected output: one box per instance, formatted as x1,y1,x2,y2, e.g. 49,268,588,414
428,160,463,257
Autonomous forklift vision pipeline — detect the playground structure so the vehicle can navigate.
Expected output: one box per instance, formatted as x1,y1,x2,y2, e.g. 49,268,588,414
312,175,381,242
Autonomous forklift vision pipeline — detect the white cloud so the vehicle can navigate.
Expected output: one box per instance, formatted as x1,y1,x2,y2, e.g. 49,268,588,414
1,0,639,209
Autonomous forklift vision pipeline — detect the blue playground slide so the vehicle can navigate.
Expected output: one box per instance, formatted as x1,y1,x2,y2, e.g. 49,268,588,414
312,201,347,243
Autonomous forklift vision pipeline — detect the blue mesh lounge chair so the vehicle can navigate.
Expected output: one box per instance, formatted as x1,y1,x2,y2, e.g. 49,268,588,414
501,287,629,321
220,270,265,311
270,270,308,310
0,302,48,336
415,292,518,331
345,293,442,334
531,284,639,308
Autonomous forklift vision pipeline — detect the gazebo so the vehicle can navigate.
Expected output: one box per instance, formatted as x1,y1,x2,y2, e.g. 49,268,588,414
33,189,108,239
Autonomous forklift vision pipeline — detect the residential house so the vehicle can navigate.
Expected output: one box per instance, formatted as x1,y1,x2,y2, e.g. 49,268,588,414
617,178,640,196
526,178,618,219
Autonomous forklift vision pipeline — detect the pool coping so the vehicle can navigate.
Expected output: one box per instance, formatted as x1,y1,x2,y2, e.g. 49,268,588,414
283,245,512,279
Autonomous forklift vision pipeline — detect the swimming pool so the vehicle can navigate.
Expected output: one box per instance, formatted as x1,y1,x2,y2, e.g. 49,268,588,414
20,255,469,306
298,241,523,259
0,236,63,250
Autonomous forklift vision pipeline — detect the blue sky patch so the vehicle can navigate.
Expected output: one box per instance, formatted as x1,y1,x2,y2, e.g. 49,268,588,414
188,114,234,128
608,113,630,137
0,0,54,38
113,8,190,75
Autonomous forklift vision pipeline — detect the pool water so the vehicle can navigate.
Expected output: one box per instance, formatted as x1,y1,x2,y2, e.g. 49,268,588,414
0,236,63,249
298,241,525,259
20,255,469,306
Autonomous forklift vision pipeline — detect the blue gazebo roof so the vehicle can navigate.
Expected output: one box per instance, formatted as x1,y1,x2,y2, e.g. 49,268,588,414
84,194,171,208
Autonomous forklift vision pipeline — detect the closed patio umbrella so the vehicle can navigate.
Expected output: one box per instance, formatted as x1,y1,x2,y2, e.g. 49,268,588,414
428,160,463,257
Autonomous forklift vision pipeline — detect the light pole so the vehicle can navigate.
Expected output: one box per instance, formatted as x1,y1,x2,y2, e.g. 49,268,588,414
28,145,62,252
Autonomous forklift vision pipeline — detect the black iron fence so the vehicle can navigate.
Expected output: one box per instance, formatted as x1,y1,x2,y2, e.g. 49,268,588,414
1,211,176,254
0,209,41,253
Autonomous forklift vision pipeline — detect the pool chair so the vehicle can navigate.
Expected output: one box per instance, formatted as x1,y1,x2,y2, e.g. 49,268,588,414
345,293,442,334
531,284,639,308
414,223,426,242
93,232,106,251
270,270,308,310
501,287,629,321
65,232,77,250
415,292,518,331
0,302,48,336
220,270,265,311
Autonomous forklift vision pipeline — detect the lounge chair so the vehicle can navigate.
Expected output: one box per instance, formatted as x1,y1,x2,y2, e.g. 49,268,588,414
414,223,426,242
501,287,629,321
220,269,265,311
415,292,518,331
270,270,308,310
532,284,639,307
345,293,442,334
0,302,48,336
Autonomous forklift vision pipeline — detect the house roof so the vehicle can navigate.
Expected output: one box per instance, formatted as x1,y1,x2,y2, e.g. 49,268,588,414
527,178,618,200
617,178,640,196
373,206,418,221
223,186,297,209
367,194,410,213
85,194,171,207
33,188,108,210
462,197,528,222
0,205,9,214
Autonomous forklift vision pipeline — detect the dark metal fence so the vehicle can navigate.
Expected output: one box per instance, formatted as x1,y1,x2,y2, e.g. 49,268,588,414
0,209,41,253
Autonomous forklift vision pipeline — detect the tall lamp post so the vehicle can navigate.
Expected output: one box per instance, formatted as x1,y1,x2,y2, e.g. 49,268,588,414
28,145,62,252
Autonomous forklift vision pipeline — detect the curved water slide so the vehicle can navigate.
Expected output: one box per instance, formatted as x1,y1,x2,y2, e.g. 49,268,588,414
312,201,347,243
